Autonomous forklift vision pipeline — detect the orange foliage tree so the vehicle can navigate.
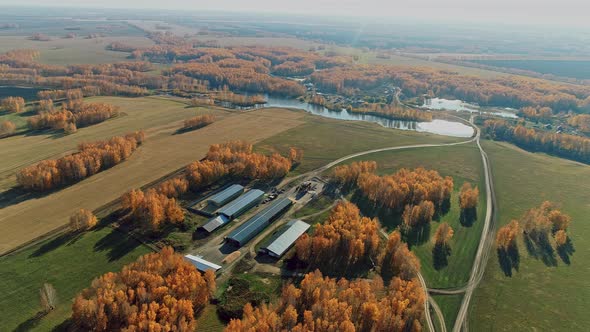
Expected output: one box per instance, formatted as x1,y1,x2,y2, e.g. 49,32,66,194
0,120,16,137
225,270,425,332
288,147,304,166
459,182,479,226
432,222,454,270
17,131,144,191
459,182,479,210
496,220,521,251
28,101,119,131
357,167,454,212
71,247,216,331
378,231,421,281
332,160,377,187
568,114,590,134
496,220,521,276
402,200,435,231
182,114,215,131
295,201,381,275
1,96,25,113
69,209,98,231
121,188,184,233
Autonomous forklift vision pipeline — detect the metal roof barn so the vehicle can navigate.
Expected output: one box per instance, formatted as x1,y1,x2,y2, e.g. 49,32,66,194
217,189,265,219
201,214,230,233
260,220,311,258
184,254,222,273
208,184,244,207
226,197,293,247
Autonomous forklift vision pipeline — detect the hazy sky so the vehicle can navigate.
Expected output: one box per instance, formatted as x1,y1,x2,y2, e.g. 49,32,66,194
1,0,590,27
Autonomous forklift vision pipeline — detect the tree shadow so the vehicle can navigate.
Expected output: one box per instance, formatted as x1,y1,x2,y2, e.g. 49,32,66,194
29,231,83,258
460,208,477,227
403,222,431,248
13,311,47,332
524,232,557,267
497,245,520,277
0,186,54,209
51,318,72,331
351,191,402,231
432,243,451,270
440,198,451,216
93,228,142,262
557,237,575,265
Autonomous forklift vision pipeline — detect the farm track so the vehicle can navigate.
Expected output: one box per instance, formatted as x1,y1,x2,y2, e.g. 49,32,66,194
452,117,497,332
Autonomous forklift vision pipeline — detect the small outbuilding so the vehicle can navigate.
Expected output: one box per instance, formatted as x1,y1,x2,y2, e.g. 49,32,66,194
260,220,310,258
184,254,222,273
200,214,230,233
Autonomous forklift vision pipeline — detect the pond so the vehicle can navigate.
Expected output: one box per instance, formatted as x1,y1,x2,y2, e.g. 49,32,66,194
0,86,45,101
263,96,475,138
422,97,518,119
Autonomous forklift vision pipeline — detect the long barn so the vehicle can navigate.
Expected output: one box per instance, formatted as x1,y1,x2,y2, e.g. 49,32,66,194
217,189,265,220
260,220,310,258
225,197,293,247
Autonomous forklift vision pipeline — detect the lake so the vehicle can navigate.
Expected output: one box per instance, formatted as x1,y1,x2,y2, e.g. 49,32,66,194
263,96,475,137
422,98,518,119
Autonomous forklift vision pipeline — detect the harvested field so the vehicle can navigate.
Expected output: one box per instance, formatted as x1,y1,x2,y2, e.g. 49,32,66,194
0,96,218,190
0,107,305,254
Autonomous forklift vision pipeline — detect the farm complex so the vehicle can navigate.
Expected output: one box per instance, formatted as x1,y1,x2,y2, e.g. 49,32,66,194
0,5,588,332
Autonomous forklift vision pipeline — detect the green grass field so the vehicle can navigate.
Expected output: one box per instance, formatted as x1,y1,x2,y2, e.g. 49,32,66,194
256,113,462,174
470,141,590,331
280,142,484,327
325,143,486,288
0,226,151,331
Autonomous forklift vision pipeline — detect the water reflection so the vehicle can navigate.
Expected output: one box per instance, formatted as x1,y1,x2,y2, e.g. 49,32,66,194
262,96,474,138
422,97,518,119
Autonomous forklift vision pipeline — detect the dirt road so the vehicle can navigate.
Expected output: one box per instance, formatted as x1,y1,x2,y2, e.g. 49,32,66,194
451,118,497,332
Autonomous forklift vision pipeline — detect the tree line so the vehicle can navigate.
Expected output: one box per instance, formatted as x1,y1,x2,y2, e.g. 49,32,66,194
310,65,590,112
28,100,119,132
351,103,433,122
0,120,16,137
120,141,300,232
1,96,25,113
568,114,590,135
16,131,145,191
226,269,425,332
182,114,215,131
483,119,590,164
